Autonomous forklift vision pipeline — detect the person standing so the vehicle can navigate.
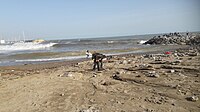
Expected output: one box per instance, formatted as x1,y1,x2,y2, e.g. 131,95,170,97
86,50,90,58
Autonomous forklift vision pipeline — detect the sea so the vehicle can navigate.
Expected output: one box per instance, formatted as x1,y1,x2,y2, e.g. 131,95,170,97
0,34,185,66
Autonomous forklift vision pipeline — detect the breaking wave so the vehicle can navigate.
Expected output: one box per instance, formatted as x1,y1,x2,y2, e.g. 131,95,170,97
0,42,57,53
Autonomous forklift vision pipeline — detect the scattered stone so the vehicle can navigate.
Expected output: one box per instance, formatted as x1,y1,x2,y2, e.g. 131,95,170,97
145,108,154,112
60,93,65,96
150,61,166,64
59,72,73,77
130,61,135,64
93,74,97,77
112,74,122,81
146,71,159,78
89,99,95,103
169,69,175,73
119,61,123,64
154,74,160,78
161,65,173,69
132,71,138,74
138,64,154,70
79,106,100,112
119,70,125,74
136,75,141,77
123,60,128,64
144,95,167,104
115,71,120,74
186,96,199,102
101,80,112,86
122,60,128,64
35,71,40,74
122,57,126,59
187,53,198,56
127,59,132,64
124,90,128,94
173,60,182,64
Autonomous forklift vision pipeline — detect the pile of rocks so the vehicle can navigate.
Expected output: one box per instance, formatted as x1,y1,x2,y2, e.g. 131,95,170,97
187,35,200,46
144,32,200,45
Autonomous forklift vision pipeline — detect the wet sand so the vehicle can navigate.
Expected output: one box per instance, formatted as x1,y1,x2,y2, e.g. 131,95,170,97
0,47,199,112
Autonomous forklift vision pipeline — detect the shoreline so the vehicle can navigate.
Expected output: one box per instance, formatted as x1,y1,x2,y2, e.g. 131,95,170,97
0,45,189,69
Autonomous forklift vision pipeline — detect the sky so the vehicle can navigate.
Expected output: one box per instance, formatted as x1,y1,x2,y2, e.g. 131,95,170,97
0,0,200,40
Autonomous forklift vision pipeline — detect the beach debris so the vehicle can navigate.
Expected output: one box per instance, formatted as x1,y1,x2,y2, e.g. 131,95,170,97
186,96,199,102
165,51,172,55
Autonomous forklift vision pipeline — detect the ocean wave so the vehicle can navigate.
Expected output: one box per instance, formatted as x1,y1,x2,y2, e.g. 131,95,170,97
0,42,57,53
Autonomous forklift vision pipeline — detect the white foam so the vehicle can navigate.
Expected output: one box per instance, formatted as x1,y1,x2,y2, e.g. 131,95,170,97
0,42,57,53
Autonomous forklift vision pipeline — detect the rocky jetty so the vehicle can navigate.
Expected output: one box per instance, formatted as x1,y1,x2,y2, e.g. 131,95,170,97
144,32,200,46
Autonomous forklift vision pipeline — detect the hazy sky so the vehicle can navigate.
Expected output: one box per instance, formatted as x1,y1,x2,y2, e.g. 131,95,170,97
0,0,200,40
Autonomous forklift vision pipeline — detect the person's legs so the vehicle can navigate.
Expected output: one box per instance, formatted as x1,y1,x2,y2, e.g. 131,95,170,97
93,61,97,70
97,61,100,71
100,60,103,69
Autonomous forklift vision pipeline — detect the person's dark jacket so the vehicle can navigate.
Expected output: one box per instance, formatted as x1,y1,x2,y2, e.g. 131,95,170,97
92,53,106,62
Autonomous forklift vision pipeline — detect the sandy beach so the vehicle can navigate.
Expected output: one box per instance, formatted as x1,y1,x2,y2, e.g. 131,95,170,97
0,47,199,112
